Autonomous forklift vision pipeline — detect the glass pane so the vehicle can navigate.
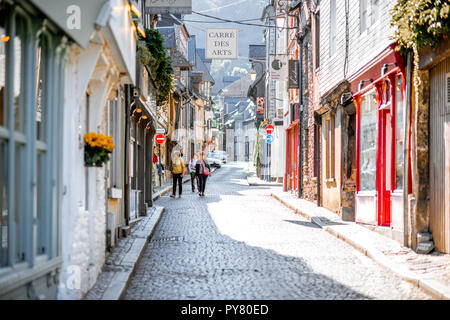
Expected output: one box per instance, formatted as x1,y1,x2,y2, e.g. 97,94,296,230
36,151,45,255
14,29,23,133
360,90,377,191
395,76,404,190
0,22,6,128
385,113,392,190
0,139,8,267
36,45,45,141
14,143,24,263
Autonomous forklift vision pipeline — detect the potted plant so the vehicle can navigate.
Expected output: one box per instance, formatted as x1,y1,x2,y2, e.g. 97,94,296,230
84,132,115,167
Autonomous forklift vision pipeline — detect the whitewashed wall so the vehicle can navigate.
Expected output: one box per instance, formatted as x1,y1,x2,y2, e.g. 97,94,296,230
58,32,130,300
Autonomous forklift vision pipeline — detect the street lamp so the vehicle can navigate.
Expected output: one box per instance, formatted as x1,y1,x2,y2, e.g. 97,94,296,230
250,69,257,82
275,16,286,32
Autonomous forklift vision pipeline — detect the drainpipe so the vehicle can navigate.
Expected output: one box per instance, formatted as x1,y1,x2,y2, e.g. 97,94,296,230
403,51,412,247
124,84,132,227
298,40,304,198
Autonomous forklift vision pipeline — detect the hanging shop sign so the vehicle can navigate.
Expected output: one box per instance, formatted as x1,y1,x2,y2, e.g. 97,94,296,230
288,60,299,89
205,28,238,60
257,97,265,115
276,108,284,119
29,0,105,49
270,55,288,81
145,0,192,14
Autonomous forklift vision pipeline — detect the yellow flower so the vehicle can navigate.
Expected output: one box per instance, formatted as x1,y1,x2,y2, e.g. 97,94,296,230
85,132,100,147
106,143,115,151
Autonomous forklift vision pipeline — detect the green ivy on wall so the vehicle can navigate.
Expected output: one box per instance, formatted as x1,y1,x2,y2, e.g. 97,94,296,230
138,28,174,103
131,9,174,104
391,0,449,52
390,0,450,103
254,121,266,168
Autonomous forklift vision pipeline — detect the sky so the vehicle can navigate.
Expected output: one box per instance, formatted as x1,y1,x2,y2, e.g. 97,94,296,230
182,0,268,94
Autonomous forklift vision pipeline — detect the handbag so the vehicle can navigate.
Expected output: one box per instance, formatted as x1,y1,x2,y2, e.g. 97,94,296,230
201,162,210,175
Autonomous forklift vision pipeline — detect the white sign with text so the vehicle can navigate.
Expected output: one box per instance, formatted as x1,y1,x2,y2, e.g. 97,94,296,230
206,28,238,60
145,0,192,14
270,55,288,81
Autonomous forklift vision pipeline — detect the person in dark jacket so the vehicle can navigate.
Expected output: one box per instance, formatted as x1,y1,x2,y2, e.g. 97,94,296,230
195,153,211,197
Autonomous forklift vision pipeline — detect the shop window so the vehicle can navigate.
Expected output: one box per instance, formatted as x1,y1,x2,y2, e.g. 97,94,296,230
360,0,368,33
395,76,404,190
0,23,6,128
359,90,377,191
36,34,51,256
0,6,66,272
14,22,24,134
313,124,320,178
0,15,8,267
325,114,335,180
12,16,26,264
108,98,121,188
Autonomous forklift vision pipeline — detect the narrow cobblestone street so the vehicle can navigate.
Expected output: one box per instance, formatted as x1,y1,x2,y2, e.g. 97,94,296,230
123,163,433,300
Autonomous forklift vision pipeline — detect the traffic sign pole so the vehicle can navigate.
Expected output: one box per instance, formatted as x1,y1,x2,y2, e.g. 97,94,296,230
155,133,166,144
265,124,274,135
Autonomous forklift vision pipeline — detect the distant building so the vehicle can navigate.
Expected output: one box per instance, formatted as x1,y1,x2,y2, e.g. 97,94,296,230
218,75,255,161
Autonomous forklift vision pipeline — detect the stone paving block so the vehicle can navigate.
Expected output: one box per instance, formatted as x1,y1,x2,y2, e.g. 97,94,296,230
101,272,131,300
122,238,147,265
123,163,433,300
83,204,165,300
270,186,450,300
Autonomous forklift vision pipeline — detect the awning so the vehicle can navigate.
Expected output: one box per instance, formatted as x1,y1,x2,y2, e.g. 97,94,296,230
30,0,107,49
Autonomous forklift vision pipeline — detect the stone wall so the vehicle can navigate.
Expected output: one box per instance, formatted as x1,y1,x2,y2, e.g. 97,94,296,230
409,70,430,250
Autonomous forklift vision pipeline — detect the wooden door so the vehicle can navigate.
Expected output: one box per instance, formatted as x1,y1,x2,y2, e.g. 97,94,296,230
429,58,450,253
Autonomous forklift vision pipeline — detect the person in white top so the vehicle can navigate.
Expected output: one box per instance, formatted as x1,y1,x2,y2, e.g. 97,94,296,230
188,153,199,192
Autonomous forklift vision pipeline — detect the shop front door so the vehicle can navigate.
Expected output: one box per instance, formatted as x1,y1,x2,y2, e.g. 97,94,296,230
289,124,299,193
377,109,392,226
285,121,299,193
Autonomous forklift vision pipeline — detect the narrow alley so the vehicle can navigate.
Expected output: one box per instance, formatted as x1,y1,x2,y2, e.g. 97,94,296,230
123,163,432,300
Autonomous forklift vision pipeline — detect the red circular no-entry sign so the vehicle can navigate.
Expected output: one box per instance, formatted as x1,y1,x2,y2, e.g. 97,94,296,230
265,124,274,135
155,134,166,144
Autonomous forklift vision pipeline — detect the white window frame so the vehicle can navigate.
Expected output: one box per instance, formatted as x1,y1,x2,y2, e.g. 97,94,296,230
0,4,67,292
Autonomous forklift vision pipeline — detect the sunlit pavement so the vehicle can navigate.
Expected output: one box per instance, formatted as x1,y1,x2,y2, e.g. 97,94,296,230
123,162,432,300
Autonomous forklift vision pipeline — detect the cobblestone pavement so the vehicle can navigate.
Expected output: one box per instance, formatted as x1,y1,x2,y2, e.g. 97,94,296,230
123,162,433,300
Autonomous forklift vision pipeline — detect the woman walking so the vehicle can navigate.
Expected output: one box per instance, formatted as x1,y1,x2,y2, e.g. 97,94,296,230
170,151,185,198
188,152,199,192
195,152,212,197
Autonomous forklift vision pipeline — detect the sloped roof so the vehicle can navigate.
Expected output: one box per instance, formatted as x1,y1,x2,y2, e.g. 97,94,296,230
157,13,183,27
223,76,241,84
172,50,192,70
158,27,176,49
196,48,212,65
188,36,197,66
220,74,253,97
191,49,215,84
249,45,266,59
